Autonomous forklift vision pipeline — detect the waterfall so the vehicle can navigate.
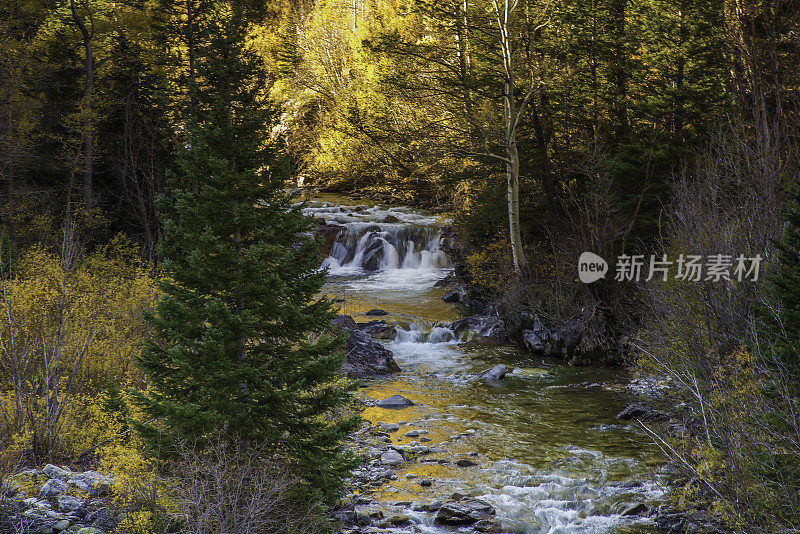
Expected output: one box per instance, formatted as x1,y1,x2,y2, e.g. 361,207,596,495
323,222,451,273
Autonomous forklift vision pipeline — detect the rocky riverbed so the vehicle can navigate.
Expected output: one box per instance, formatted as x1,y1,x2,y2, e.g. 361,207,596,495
304,193,673,533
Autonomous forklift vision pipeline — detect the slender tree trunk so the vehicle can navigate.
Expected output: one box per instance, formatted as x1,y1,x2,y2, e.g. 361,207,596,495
507,139,525,272
454,0,472,118
497,0,527,272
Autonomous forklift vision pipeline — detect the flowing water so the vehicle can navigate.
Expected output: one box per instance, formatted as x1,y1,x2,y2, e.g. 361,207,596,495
303,194,666,534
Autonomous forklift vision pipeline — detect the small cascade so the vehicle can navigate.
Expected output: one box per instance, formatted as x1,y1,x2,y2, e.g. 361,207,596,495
394,321,457,344
389,320,463,371
324,225,451,272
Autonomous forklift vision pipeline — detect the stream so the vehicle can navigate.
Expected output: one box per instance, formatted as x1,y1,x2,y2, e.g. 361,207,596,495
303,193,666,534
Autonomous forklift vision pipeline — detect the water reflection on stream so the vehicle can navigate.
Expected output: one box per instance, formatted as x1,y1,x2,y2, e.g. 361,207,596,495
303,193,665,533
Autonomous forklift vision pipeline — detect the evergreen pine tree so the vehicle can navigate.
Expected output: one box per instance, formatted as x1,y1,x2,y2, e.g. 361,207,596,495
765,177,800,380
135,1,357,501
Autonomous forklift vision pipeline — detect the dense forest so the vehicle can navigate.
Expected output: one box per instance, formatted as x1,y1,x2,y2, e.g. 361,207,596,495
1,0,800,533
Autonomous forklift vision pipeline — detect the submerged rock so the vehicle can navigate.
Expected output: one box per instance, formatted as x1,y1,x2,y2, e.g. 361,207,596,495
476,364,508,382
376,394,415,408
621,503,649,516
364,308,388,316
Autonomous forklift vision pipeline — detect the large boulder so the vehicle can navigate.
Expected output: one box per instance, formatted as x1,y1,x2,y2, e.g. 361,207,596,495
331,314,357,330
333,315,400,377
434,496,496,526
450,316,506,342
514,312,617,365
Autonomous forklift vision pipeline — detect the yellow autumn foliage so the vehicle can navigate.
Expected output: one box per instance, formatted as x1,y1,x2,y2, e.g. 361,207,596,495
0,235,160,459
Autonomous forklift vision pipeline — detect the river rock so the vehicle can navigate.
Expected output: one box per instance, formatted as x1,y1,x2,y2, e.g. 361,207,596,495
476,364,508,381
377,421,400,433
364,308,388,316
357,320,397,340
52,519,71,531
376,394,415,408
382,215,400,223
333,315,401,377
434,496,496,526
521,315,552,355
403,429,427,437
450,316,506,342
455,459,477,467
313,222,344,258
474,519,505,533
380,450,404,466
514,312,617,365
621,503,649,516
616,402,668,422
442,287,466,304
57,495,83,513
332,314,357,330
441,287,487,313
386,514,411,526
415,499,440,511
40,479,67,498
43,464,72,481
361,239,385,271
